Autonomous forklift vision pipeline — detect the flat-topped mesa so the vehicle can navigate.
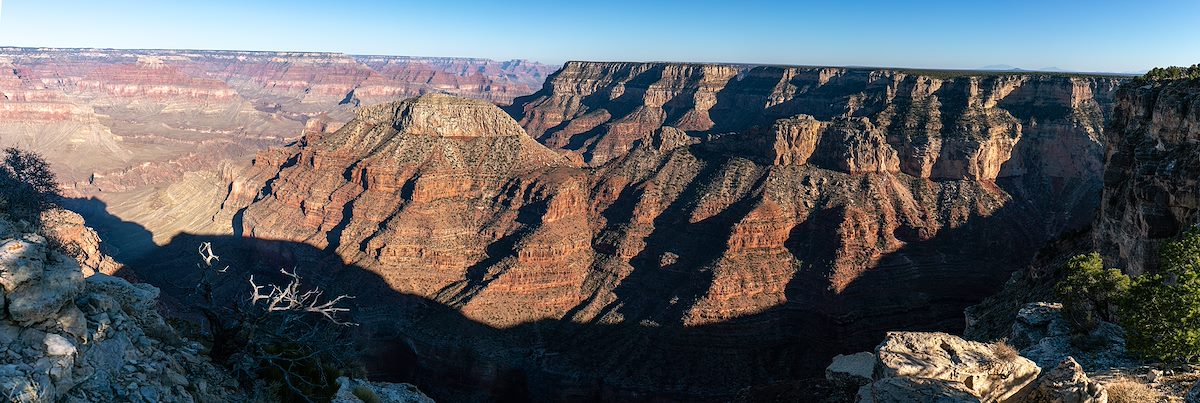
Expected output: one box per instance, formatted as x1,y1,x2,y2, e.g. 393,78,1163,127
316,93,569,168
391,93,528,138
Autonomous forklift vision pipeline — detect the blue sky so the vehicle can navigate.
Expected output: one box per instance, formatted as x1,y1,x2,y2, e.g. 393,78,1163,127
0,0,1196,72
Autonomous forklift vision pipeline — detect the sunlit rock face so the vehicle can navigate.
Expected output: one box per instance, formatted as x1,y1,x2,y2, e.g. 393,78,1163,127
1096,79,1200,275
209,58,1124,399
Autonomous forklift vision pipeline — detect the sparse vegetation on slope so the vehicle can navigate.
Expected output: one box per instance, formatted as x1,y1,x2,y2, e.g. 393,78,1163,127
0,147,60,223
1121,229,1200,362
1056,252,1130,332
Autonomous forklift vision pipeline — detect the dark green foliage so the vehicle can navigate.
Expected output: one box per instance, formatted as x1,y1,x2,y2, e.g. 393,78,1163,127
1141,64,1200,81
1120,229,1200,362
1056,252,1130,332
0,147,60,222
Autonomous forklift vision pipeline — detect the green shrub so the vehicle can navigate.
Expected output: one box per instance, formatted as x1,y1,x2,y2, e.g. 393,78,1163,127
1121,229,1200,362
1056,252,1130,332
0,147,59,222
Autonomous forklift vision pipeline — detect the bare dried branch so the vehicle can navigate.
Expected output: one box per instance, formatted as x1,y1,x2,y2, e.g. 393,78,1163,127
246,268,357,326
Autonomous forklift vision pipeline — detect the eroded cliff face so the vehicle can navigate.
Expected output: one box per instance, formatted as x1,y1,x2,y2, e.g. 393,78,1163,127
1096,79,1200,274
198,60,1125,400
513,62,1118,182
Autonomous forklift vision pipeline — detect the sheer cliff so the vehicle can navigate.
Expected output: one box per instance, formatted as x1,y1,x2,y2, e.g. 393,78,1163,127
1096,79,1200,275
184,62,1128,400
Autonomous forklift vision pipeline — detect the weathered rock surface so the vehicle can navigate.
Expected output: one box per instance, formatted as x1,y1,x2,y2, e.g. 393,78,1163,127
870,332,1040,402
856,377,981,403
826,352,875,386
0,210,242,402
1096,79,1200,274
1007,302,1131,370
1021,357,1107,403
332,376,434,403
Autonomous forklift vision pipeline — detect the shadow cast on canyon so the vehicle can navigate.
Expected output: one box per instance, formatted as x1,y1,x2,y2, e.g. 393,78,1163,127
62,169,1086,402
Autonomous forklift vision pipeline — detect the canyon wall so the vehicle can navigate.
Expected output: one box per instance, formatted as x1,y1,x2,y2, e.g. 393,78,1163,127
184,63,1128,401
1096,79,1200,275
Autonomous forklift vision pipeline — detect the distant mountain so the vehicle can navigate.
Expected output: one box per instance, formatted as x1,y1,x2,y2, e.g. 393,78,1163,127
979,64,1023,71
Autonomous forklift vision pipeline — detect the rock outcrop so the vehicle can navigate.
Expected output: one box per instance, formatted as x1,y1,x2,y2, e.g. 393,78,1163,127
0,210,241,402
862,332,1040,402
1007,302,1131,370
223,94,586,327
513,62,1119,180
826,352,875,387
332,377,434,403
1021,357,1107,403
1096,78,1200,274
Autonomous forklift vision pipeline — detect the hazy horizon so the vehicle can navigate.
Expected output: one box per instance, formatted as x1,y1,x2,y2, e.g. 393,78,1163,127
0,0,1197,73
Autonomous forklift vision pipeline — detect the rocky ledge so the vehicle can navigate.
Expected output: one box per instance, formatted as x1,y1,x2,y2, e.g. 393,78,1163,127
0,210,242,402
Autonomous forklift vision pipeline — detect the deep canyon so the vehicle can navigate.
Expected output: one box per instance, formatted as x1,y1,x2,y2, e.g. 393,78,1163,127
7,48,1180,401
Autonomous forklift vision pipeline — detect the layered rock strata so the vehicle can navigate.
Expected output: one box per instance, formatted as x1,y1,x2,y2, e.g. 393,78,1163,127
1096,78,1200,274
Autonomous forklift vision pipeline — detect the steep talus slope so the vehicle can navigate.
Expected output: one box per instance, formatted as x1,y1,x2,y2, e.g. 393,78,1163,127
189,60,1126,400
1096,79,1200,274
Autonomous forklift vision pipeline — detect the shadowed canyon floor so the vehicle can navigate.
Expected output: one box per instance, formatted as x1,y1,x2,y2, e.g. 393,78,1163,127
52,60,1139,401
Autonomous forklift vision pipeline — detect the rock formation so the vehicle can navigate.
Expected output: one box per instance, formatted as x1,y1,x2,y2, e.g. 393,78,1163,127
855,332,1041,402
1096,78,1200,274
332,377,434,403
1020,357,1108,403
0,210,242,402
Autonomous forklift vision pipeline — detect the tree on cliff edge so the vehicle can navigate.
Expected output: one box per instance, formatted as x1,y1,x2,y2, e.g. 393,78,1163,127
0,147,60,222
1121,229,1200,362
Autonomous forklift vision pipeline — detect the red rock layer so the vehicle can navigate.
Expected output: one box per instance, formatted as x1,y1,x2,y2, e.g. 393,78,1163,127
227,94,588,327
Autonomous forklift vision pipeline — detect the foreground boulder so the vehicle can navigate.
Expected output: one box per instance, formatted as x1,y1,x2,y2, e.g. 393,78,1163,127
1009,302,1131,370
332,377,434,403
1021,357,1107,403
856,332,1040,402
827,351,875,386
